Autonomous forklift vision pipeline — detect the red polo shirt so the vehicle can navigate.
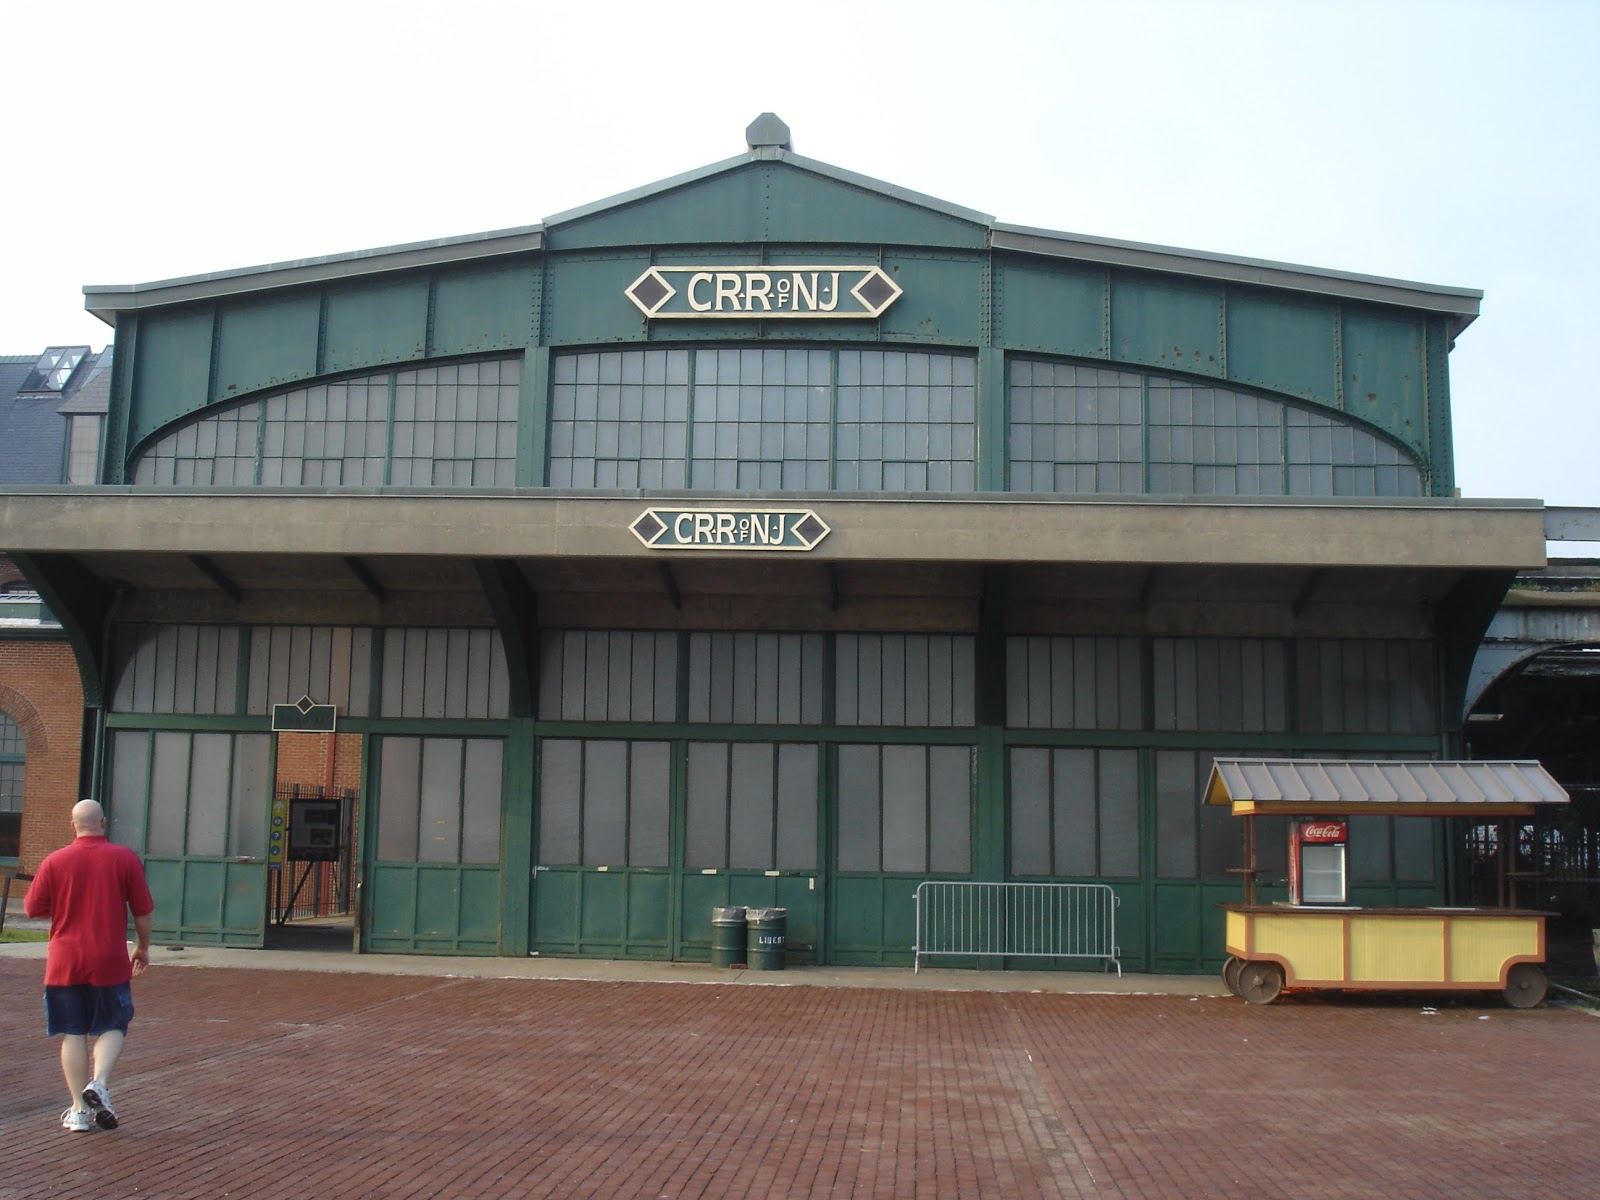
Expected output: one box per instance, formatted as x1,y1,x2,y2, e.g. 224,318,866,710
25,835,156,987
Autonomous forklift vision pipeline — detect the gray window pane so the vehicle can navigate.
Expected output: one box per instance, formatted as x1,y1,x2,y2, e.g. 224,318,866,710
836,745,881,873
881,745,927,873
460,739,503,864
685,742,728,870
418,739,463,864
1393,815,1435,881
537,740,582,865
183,734,232,857
1053,749,1098,877
1099,750,1140,878
229,734,271,860
928,746,971,873
729,743,776,870
377,738,421,862
108,732,151,852
147,732,190,857
775,744,819,871
629,742,671,868
582,741,627,866
1155,750,1197,879
1010,748,1051,876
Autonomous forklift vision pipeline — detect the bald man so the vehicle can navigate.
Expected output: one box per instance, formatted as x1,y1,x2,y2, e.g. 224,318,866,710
25,798,155,1133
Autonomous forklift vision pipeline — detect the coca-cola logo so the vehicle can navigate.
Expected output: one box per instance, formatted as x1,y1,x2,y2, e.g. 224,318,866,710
1301,822,1347,843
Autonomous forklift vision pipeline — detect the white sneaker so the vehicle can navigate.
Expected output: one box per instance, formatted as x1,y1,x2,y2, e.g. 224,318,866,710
81,1080,118,1130
61,1107,94,1132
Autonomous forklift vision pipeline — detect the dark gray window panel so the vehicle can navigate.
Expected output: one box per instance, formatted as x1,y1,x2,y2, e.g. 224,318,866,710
378,628,509,720
131,357,519,489
108,730,270,862
0,716,22,859
107,732,150,852
115,623,507,720
1152,638,1289,733
687,633,826,725
551,350,692,489
1009,358,1423,498
376,736,503,865
835,743,972,875
690,348,833,491
550,347,976,494
1006,636,1143,731
686,741,817,871
1154,748,1278,881
1010,747,1139,878
836,634,976,728
376,738,422,862
1295,640,1437,735
538,631,679,722
111,625,245,716
537,738,670,868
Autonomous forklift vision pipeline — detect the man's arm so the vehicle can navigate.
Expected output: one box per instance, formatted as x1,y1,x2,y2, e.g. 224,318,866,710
21,866,50,919
131,911,152,977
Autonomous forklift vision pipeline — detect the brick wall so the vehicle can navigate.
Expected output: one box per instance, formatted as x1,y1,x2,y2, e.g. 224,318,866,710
274,732,363,794
0,638,85,903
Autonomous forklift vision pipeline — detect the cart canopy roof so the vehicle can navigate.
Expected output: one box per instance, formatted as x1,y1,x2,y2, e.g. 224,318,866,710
1204,758,1569,816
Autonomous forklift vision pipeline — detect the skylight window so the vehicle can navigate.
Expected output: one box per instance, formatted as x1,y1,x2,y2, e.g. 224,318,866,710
21,346,89,392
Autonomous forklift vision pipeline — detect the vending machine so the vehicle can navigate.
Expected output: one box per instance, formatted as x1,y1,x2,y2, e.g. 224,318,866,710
1287,819,1348,905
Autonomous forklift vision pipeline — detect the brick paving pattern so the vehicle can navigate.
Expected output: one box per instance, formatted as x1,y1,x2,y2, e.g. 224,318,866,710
2,959,1596,1198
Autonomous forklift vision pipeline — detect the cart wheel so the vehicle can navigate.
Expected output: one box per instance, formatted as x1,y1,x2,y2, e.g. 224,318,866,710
1236,961,1284,1006
1222,956,1245,997
1502,963,1548,1009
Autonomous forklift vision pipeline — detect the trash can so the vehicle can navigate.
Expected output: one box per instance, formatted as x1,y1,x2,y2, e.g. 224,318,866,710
711,906,747,968
746,907,787,971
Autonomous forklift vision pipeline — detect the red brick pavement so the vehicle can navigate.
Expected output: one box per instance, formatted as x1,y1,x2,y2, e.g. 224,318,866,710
2,959,1596,1199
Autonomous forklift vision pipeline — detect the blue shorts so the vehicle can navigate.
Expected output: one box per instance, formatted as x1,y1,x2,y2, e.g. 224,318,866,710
44,984,134,1036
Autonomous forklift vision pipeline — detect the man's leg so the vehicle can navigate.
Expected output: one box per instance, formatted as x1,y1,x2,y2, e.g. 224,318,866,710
90,1030,126,1086
60,1035,91,1109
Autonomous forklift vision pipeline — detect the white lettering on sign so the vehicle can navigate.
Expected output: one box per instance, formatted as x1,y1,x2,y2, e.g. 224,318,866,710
625,265,898,319
631,507,830,552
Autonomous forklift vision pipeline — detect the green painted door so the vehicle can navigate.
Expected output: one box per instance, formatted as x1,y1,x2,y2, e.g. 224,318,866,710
364,735,504,954
828,743,975,966
106,729,272,947
531,738,822,961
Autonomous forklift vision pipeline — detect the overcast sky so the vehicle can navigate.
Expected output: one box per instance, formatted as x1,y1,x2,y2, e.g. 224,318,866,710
5,0,1595,518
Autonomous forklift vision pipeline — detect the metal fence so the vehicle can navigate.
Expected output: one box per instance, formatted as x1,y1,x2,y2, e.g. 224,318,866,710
913,881,1121,975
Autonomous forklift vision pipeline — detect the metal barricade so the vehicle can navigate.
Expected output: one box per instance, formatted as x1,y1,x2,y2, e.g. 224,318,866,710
913,881,1121,975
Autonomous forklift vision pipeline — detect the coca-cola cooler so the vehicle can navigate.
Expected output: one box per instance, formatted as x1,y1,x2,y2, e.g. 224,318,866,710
1287,819,1348,904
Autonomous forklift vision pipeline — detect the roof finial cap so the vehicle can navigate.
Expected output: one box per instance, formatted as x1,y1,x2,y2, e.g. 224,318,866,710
745,113,792,151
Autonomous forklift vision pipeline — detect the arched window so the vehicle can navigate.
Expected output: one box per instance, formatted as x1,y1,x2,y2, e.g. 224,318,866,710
131,358,521,488
0,714,23,860
1008,359,1424,498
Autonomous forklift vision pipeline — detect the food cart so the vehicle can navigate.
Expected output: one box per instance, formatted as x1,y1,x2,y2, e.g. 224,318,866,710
1206,758,1570,1007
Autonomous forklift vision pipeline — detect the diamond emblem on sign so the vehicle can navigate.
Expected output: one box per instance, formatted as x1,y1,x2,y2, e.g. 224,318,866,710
624,268,676,316
794,514,829,547
630,510,668,544
852,269,902,315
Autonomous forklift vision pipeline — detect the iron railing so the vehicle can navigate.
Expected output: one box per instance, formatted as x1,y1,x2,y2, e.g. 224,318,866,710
913,881,1121,975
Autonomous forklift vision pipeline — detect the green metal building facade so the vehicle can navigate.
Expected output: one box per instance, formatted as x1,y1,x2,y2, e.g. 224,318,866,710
3,116,1547,972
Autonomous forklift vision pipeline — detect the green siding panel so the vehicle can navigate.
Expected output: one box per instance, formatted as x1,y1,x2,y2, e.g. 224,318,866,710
1226,290,1338,406
369,866,417,938
324,279,429,374
544,253,651,348
1342,306,1428,459
433,264,539,356
876,255,983,345
551,163,987,253
130,308,215,457
215,295,320,401
994,258,1109,359
1111,274,1225,379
